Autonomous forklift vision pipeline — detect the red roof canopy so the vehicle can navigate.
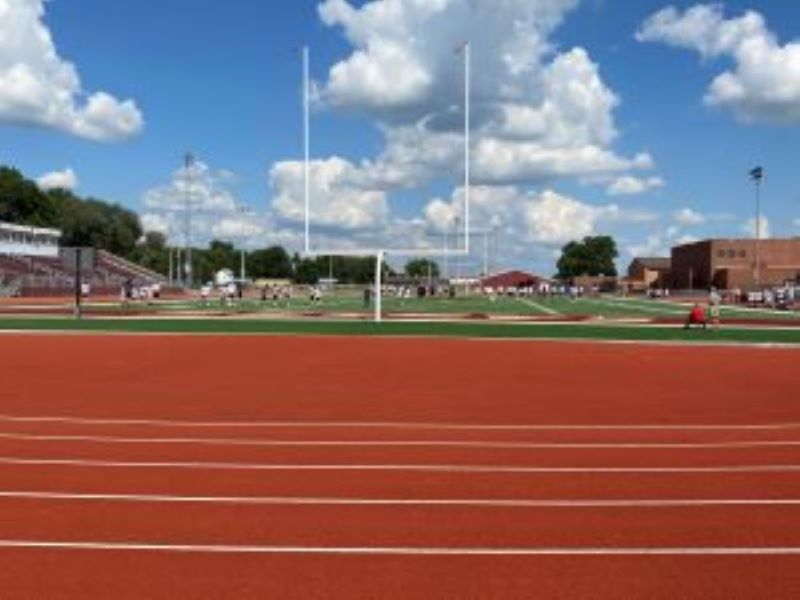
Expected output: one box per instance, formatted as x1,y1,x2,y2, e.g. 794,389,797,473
480,270,545,288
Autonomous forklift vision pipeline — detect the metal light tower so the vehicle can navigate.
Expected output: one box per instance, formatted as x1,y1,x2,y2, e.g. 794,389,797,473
235,204,254,282
749,166,764,288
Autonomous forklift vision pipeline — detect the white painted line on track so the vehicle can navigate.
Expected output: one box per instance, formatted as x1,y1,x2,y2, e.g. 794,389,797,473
1,490,799,508
1,431,799,450
0,539,799,555
1,457,799,474
0,414,797,431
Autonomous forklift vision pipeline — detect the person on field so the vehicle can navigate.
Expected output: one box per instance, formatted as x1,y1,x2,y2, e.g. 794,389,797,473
684,303,707,330
708,288,722,330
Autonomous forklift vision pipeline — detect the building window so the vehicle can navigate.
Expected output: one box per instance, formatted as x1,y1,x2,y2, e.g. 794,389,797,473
727,249,736,259
717,249,726,258
738,249,746,258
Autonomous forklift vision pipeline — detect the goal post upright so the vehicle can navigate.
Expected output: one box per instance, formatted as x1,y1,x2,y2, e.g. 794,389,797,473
463,40,470,255
303,45,311,256
300,42,472,323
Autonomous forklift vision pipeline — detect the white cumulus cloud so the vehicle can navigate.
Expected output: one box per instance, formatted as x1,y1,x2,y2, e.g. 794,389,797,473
607,175,664,196
36,167,77,191
0,0,143,140
637,4,800,124
673,207,706,226
742,216,770,239
311,0,652,187
270,157,388,231
141,160,272,247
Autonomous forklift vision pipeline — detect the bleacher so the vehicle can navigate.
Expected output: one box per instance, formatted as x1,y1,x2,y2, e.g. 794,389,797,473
1,221,167,297
1,249,166,297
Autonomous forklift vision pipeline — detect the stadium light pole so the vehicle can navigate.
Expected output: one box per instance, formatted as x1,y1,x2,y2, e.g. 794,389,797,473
184,152,195,288
749,166,764,289
235,204,255,282
443,225,449,279
483,229,489,277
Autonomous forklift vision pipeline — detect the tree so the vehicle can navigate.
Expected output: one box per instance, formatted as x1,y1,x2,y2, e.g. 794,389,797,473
404,258,440,279
292,254,320,284
133,231,169,275
0,166,57,226
556,235,618,279
248,246,293,279
206,240,238,274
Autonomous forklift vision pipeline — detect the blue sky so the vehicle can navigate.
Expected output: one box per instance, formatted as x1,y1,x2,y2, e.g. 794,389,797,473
1,0,799,274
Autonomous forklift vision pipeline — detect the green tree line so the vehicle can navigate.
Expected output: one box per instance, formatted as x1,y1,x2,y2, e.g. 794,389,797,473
2,165,446,285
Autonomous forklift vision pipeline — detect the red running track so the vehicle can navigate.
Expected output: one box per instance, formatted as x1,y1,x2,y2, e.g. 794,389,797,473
0,334,799,598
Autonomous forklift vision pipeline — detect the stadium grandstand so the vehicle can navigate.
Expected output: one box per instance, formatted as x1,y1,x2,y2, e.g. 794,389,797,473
0,221,164,297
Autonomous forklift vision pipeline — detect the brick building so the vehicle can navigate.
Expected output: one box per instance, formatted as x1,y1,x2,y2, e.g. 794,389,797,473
625,257,671,292
480,270,547,289
671,238,800,290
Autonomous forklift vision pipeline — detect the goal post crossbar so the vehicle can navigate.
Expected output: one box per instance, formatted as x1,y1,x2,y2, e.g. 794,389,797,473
299,43,472,322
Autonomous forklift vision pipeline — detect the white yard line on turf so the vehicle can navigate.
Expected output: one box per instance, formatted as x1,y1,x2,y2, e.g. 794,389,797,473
516,298,562,316
591,298,685,316
1,456,799,474
1,431,799,449
0,414,797,431
624,297,800,319
0,539,798,555
0,490,798,508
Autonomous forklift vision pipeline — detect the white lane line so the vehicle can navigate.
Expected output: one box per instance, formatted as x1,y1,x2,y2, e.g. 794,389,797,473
1,457,799,474
0,540,799,555
516,298,562,316
1,431,799,450
0,414,796,431
1,490,799,508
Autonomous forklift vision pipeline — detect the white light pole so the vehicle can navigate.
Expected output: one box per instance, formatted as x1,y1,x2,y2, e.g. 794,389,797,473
749,166,764,288
454,215,462,282
483,230,489,277
443,225,449,280
235,204,256,282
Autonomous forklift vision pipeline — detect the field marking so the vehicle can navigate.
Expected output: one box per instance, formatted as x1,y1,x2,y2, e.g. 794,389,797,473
1,539,799,555
640,298,800,319
1,490,799,508
516,298,562,316
1,431,799,450
0,414,797,431
1,456,799,474
590,298,686,316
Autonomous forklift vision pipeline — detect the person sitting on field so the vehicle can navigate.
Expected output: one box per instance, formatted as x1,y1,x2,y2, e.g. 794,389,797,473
684,303,707,330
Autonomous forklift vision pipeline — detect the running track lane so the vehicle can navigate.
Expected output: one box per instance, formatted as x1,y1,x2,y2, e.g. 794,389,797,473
1,335,799,425
1,334,799,598
2,551,797,599
1,436,800,467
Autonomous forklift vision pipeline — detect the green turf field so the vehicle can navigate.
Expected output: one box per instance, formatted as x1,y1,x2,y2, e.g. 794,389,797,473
87,292,800,322
1,315,799,345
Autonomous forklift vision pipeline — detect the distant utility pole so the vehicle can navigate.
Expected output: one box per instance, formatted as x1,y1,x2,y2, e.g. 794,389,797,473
454,215,462,281
236,203,256,282
483,230,489,277
184,152,195,288
749,166,764,288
